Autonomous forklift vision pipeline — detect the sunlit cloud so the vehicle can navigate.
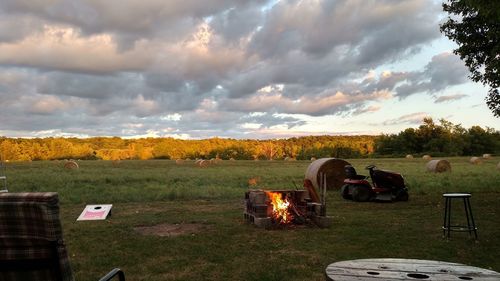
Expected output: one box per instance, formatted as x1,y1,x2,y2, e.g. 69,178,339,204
382,112,430,126
435,94,468,103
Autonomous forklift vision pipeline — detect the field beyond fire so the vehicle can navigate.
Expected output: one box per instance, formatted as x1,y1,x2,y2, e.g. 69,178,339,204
4,158,500,280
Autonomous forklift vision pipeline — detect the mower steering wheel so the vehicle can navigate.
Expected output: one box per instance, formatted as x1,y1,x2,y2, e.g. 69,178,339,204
365,164,376,170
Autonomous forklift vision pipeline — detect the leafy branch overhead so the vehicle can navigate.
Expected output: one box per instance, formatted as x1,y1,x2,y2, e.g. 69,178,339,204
440,0,500,117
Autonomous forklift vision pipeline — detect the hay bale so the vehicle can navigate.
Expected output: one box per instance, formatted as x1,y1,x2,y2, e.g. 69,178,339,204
470,157,482,165
285,157,296,161
175,159,184,165
208,158,222,164
198,160,210,168
483,154,492,159
229,158,235,161
406,154,414,159
422,155,431,160
426,159,451,173
64,160,79,169
310,157,316,161
305,158,351,190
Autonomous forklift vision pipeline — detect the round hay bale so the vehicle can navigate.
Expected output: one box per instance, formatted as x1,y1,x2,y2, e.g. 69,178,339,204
285,157,296,161
64,160,79,169
185,158,191,161
198,160,210,168
422,155,431,160
483,154,492,159
470,157,482,165
310,157,316,161
229,158,235,161
426,160,451,173
305,158,351,190
175,159,184,165
194,159,203,165
406,154,414,159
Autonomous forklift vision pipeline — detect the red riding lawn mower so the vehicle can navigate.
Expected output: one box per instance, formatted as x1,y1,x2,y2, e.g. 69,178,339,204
340,165,409,202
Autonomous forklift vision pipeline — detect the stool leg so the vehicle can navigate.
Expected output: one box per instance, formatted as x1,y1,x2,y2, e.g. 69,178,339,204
447,198,452,238
466,198,478,240
463,198,472,237
443,198,451,238
443,198,447,237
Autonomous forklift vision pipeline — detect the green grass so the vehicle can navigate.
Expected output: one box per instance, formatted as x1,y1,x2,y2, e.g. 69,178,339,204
3,157,500,280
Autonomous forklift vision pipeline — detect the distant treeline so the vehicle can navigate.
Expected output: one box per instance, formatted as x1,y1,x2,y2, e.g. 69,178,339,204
0,135,375,161
1,118,498,161
375,118,500,157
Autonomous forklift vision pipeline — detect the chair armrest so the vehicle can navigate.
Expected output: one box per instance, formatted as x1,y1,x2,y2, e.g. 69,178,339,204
98,268,125,281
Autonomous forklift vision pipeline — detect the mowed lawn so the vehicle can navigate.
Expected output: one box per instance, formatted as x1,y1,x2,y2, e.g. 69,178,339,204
4,158,500,281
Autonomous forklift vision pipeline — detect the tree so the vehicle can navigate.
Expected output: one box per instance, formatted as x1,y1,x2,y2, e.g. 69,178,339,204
440,0,500,116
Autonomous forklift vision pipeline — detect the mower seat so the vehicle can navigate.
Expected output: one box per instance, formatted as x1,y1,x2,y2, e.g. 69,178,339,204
344,165,367,180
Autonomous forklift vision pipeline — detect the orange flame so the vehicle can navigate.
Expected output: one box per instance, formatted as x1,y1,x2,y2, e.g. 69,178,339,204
266,192,293,224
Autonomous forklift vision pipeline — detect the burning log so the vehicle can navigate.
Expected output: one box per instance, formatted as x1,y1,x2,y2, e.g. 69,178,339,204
266,191,293,224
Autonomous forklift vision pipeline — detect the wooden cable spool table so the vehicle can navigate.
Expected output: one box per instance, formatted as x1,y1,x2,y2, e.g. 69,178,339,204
325,258,500,280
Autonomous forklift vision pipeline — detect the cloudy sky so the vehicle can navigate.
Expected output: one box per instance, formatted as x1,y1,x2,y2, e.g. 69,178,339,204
0,0,498,139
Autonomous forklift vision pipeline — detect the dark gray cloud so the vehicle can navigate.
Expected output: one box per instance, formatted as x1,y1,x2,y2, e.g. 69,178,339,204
209,5,263,42
0,15,44,43
239,112,307,129
395,52,470,98
0,0,266,45
36,72,141,100
249,0,440,59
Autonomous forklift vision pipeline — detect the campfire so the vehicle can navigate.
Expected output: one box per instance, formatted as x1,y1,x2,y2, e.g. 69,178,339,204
266,191,293,224
244,182,332,228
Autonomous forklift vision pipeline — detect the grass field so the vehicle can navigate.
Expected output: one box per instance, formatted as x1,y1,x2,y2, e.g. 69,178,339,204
3,157,500,280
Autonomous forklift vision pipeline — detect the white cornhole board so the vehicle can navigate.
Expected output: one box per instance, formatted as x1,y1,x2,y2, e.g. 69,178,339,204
77,204,112,221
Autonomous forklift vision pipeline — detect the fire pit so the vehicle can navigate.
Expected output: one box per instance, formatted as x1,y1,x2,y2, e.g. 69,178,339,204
244,189,332,228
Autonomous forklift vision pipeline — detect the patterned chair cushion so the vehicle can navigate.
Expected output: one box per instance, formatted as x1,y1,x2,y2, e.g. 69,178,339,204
0,192,74,281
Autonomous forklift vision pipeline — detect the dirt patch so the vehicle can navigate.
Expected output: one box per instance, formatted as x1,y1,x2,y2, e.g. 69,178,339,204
134,223,210,237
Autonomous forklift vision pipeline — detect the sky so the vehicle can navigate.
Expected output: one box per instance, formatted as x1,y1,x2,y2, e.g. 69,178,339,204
0,0,498,139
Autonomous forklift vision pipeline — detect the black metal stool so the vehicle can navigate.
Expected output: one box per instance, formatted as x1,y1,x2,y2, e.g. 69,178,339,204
442,193,477,239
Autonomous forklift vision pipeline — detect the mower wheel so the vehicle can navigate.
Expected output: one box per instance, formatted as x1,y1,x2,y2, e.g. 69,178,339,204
340,185,352,200
352,186,371,202
396,190,409,201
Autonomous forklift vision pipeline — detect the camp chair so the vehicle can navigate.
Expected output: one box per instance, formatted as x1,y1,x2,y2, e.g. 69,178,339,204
0,192,125,281
0,160,7,192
